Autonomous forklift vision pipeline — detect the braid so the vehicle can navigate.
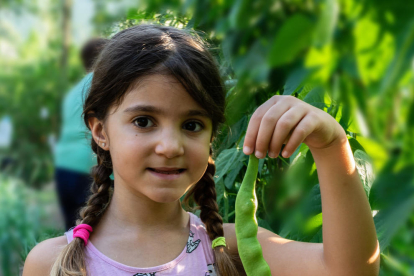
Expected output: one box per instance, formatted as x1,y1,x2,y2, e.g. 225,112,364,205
78,141,113,226
49,140,113,276
183,148,246,276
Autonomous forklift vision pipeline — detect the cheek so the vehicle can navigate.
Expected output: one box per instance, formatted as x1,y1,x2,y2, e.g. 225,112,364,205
110,135,147,172
189,145,211,180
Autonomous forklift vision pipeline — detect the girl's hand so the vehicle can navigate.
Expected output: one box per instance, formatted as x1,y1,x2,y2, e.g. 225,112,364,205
243,95,346,159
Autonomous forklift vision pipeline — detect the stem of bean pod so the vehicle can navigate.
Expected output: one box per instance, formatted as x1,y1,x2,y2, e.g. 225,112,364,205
278,154,290,166
245,153,289,166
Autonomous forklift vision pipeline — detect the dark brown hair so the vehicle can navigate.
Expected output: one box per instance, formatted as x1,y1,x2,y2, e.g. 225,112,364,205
50,23,246,276
80,38,108,72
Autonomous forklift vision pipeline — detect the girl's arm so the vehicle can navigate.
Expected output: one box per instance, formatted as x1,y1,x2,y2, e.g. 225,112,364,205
240,95,380,275
227,133,380,276
309,132,380,276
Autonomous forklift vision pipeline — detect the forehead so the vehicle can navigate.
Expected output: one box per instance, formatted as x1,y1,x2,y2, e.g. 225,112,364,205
112,74,207,116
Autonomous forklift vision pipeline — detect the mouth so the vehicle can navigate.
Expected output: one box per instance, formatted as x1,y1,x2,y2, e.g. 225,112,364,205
147,168,186,175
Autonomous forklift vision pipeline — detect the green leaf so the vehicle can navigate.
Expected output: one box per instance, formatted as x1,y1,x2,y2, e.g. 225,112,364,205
228,115,249,149
303,86,327,110
354,10,395,87
225,83,258,126
258,158,265,178
309,227,323,243
278,181,323,242
348,137,367,153
216,178,225,206
369,164,414,211
380,19,414,94
303,212,323,234
224,156,246,189
214,147,245,185
354,149,375,199
269,14,316,67
356,136,388,173
228,0,250,29
289,143,310,165
407,98,414,129
302,183,322,216
233,40,270,84
380,252,413,276
258,218,274,232
283,67,311,96
375,195,414,253
313,0,339,47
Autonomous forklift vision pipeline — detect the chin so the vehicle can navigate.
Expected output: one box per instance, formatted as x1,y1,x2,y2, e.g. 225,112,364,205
149,191,183,204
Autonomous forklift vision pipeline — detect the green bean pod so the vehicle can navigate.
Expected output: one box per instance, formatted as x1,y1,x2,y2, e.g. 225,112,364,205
235,154,272,276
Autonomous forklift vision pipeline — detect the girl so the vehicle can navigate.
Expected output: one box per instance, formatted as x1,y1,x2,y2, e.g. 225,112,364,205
23,24,380,276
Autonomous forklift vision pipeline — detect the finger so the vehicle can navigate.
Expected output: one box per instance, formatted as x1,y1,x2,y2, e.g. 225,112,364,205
252,103,291,158
281,112,317,158
243,96,290,155
267,107,307,158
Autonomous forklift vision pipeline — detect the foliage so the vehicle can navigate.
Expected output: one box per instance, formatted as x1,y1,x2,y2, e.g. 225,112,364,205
1,0,414,275
0,21,84,188
0,173,65,275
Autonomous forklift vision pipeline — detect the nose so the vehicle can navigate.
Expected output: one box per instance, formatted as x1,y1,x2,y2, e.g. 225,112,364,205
154,128,184,158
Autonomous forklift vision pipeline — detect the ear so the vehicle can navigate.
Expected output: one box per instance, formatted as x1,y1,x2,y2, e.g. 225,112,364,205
88,116,109,150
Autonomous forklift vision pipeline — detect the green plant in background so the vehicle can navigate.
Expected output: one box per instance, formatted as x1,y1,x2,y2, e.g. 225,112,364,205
0,173,65,275
0,34,84,188
0,174,39,275
1,0,414,275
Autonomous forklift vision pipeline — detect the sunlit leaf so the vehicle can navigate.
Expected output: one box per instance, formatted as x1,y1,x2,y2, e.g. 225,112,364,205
313,0,339,47
356,136,388,173
380,19,414,95
354,149,375,199
354,10,395,86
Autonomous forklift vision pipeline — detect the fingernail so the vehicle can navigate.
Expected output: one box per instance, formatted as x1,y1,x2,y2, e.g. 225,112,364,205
282,150,289,158
255,151,263,158
268,152,275,158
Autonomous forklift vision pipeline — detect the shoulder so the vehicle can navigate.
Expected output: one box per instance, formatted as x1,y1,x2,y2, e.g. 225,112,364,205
79,72,93,85
22,236,68,276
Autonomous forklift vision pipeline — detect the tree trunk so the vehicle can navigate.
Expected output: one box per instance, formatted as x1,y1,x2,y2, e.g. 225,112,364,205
61,0,72,72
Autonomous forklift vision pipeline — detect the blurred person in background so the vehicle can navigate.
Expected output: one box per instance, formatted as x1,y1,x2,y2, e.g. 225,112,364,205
54,38,108,231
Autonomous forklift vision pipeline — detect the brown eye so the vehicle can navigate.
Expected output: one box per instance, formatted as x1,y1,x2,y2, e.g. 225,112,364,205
134,117,154,128
133,116,204,132
184,121,204,132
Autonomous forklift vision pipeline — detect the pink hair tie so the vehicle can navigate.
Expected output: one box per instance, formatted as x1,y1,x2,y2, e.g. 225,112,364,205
73,224,93,245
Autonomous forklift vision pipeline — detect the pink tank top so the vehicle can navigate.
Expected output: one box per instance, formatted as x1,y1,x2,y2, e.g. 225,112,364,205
64,211,218,276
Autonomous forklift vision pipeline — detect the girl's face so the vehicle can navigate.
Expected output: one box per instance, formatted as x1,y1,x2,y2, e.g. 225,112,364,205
99,74,213,203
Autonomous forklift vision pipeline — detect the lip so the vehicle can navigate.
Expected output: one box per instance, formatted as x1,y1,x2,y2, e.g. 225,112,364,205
150,167,185,171
147,168,186,180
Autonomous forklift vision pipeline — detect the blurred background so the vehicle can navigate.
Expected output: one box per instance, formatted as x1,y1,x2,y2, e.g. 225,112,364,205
1,0,414,275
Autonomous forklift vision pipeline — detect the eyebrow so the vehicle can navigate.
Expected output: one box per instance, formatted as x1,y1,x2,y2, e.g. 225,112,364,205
123,104,211,118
